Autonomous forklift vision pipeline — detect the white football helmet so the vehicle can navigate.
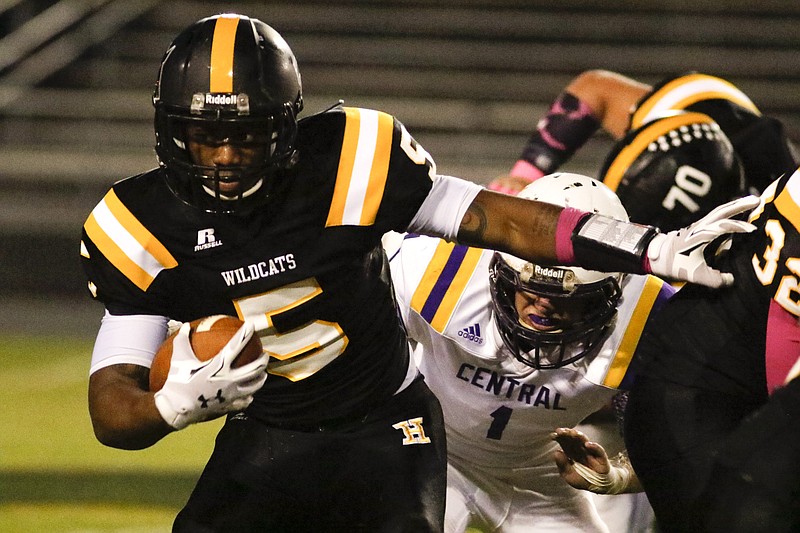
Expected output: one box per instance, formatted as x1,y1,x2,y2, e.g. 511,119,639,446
489,172,629,369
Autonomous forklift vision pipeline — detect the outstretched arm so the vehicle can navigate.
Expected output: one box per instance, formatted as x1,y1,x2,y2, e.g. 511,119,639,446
489,70,651,194
455,188,759,288
568,69,651,141
457,188,559,262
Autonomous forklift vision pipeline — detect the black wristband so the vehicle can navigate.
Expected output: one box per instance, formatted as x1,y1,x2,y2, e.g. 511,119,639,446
519,92,601,174
571,213,659,274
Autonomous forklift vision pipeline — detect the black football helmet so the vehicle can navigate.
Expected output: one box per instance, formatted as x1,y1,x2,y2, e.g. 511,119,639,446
489,173,626,369
153,14,303,214
600,111,745,232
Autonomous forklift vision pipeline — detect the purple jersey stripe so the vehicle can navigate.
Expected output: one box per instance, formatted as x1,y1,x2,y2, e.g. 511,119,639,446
420,245,469,323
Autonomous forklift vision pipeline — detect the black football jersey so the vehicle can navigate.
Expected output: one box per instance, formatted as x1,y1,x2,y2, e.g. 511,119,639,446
80,107,439,428
631,72,799,193
636,169,800,408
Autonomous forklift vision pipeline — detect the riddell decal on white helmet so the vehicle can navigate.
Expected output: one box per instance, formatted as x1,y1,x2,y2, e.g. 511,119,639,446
513,172,629,288
533,265,569,284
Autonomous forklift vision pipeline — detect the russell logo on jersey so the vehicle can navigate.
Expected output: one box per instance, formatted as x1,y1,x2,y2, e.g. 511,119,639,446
195,228,224,252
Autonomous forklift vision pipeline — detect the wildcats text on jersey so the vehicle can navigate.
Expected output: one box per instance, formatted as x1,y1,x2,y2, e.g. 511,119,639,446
220,253,297,286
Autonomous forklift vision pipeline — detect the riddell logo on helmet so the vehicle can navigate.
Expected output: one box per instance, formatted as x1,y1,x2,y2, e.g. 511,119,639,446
205,93,239,106
533,265,566,281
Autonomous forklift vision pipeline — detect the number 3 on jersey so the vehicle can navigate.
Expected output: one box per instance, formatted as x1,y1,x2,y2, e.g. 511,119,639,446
752,218,800,315
233,278,348,382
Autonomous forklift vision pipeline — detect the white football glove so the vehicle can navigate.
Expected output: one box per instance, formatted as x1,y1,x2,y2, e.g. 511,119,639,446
646,195,759,288
154,321,269,430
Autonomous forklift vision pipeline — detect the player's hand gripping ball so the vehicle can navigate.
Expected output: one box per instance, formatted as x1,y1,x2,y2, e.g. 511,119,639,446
149,315,263,392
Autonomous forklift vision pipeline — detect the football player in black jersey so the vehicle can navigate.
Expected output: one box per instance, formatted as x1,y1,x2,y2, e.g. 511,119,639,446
624,169,800,532
488,69,798,205
79,15,758,532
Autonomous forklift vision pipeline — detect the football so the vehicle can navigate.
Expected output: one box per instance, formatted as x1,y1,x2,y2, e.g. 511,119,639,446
149,315,263,392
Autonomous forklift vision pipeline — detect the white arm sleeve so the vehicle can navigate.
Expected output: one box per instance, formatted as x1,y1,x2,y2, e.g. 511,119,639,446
407,174,482,241
89,311,170,375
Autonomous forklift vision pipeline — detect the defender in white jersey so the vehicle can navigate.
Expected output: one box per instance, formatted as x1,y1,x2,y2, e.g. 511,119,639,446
388,174,675,532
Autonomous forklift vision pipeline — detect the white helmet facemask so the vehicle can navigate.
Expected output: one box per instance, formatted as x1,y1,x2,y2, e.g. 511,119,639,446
489,172,629,369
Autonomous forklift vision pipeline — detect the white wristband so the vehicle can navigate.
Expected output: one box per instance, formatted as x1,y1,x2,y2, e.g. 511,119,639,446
571,461,631,495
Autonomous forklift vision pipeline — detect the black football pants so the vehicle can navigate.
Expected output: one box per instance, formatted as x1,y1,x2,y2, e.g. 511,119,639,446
697,377,800,532
625,375,800,533
173,376,447,533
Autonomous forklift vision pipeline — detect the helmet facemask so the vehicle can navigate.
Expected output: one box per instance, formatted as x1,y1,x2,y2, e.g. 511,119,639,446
488,172,629,369
489,253,622,369
155,107,297,214
152,14,303,215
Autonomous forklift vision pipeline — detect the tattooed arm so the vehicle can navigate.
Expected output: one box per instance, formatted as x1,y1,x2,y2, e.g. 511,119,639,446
456,188,561,263
411,174,754,287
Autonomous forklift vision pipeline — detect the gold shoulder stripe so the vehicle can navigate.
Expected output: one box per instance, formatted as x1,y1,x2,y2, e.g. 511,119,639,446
775,170,800,232
210,15,240,93
410,241,483,332
103,190,178,269
603,111,714,192
326,107,394,227
631,73,761,129
84,213,154,291
603,276,665,388
84,189,177,291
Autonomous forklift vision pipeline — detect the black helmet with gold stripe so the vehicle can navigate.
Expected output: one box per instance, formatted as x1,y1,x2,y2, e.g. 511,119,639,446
153,14,303,214
600,111,746,232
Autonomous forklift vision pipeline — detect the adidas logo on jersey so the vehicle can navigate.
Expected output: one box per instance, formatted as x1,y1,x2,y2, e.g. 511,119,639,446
195,228,223,252
458,323,484,344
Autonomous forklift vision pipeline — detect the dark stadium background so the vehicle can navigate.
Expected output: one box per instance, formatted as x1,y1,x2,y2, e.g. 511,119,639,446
2,0,799,337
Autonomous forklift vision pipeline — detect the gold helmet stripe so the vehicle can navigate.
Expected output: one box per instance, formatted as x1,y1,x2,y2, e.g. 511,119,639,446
603,111,716,192
210,15,240,93
631,73,761,129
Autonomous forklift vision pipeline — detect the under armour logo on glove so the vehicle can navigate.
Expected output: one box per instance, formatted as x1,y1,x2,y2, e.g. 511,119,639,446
198,389,226,409
153,320,269,430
